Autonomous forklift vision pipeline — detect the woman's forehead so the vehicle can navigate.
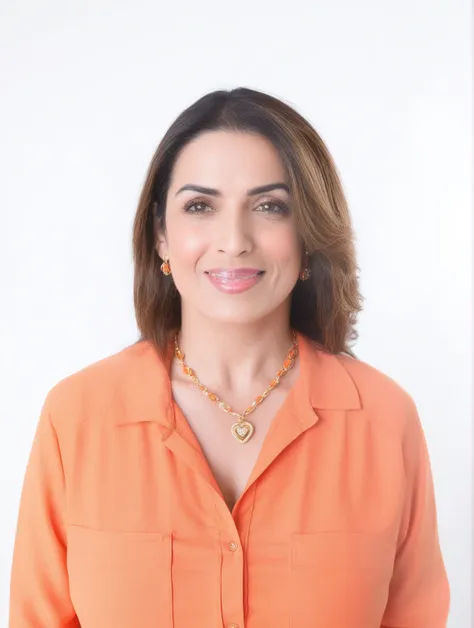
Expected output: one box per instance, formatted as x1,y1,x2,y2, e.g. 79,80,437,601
168,130,288,194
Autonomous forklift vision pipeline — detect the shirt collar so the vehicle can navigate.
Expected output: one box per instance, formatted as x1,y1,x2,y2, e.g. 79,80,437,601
113,331,361,427
297,332,361,411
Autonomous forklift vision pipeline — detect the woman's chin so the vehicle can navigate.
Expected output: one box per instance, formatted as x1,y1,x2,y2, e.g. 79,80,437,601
196,303,269,326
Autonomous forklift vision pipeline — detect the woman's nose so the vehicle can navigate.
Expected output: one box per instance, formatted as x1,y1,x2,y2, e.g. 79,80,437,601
216,208,254,257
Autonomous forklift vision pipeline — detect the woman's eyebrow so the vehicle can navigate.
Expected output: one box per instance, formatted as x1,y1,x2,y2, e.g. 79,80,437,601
175,182,290,197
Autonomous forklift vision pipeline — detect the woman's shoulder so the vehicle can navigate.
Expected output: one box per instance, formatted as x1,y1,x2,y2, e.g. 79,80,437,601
334,350,423,438
41,340,168,430
337,351,416,408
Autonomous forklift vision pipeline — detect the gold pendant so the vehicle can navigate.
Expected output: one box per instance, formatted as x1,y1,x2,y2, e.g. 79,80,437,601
231,420,254,444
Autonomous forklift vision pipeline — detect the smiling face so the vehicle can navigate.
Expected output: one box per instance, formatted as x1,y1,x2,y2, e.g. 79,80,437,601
156,130,303,326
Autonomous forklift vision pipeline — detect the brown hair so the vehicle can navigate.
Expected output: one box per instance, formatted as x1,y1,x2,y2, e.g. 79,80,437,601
132,87,363,358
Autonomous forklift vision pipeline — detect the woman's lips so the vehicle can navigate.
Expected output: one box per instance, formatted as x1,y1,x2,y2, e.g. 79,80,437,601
205,269,264,294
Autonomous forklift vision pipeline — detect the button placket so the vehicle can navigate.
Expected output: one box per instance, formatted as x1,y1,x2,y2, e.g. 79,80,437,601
221,533,244,628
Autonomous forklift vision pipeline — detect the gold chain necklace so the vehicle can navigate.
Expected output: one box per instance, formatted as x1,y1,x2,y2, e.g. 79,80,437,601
174,333,299,444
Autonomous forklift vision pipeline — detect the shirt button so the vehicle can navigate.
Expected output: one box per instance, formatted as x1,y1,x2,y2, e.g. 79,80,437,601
228,541,239,552
229,624,239,628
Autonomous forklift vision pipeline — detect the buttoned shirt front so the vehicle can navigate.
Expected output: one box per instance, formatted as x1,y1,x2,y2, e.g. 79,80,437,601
9,332,450,627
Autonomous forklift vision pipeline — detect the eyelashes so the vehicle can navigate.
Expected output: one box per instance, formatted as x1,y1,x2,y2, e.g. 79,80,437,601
183,200,211,214
258,201,290,216
183,198,290,216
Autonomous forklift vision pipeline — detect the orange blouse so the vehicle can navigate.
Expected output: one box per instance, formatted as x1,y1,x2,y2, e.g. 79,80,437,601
9,333,450,627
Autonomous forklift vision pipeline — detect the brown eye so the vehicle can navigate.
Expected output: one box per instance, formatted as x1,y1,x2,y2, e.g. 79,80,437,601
257,201,290,215
183,200,212,214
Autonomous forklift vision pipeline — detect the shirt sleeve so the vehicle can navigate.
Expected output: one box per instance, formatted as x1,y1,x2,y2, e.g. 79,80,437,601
9,393,79,627
381,404,450,627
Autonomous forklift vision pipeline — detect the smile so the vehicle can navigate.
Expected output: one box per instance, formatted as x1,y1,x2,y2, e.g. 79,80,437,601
207,271,263,281
205,269,265,294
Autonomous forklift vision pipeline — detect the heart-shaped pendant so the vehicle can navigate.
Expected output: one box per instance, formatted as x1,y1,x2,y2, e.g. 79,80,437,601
231,420,254,444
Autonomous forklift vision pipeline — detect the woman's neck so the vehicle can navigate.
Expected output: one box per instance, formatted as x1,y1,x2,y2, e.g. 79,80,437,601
173,311,296,395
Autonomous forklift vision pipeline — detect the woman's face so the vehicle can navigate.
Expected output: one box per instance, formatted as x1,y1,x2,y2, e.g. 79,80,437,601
156,130,303,326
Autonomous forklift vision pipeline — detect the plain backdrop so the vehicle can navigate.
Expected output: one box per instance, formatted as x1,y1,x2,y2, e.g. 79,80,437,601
1,1,472,625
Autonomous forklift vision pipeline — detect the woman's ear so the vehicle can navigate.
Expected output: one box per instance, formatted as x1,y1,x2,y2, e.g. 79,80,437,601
153,200,167,259
155,242,167,262
154,223,167,260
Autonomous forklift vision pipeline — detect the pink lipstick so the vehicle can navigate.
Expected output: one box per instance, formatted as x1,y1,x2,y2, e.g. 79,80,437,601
205,268,264,294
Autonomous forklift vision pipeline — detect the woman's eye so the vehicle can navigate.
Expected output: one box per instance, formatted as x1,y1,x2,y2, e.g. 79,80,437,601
257,201,289,215
183,199,289,215
184,201,212,214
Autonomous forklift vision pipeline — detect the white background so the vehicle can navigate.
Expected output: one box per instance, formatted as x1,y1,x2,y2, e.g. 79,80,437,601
1,1,472,625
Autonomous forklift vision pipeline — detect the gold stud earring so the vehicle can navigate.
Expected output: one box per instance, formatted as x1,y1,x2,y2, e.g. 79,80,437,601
160,255,171,276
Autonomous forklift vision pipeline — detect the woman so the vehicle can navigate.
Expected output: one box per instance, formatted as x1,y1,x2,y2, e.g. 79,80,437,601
10,87,450,627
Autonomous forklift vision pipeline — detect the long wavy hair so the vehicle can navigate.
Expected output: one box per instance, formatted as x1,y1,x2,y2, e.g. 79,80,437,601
132,87,363,358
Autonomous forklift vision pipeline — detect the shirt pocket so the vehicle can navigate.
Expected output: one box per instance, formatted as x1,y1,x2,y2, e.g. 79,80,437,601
289,531,395,628
67,525,173,628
